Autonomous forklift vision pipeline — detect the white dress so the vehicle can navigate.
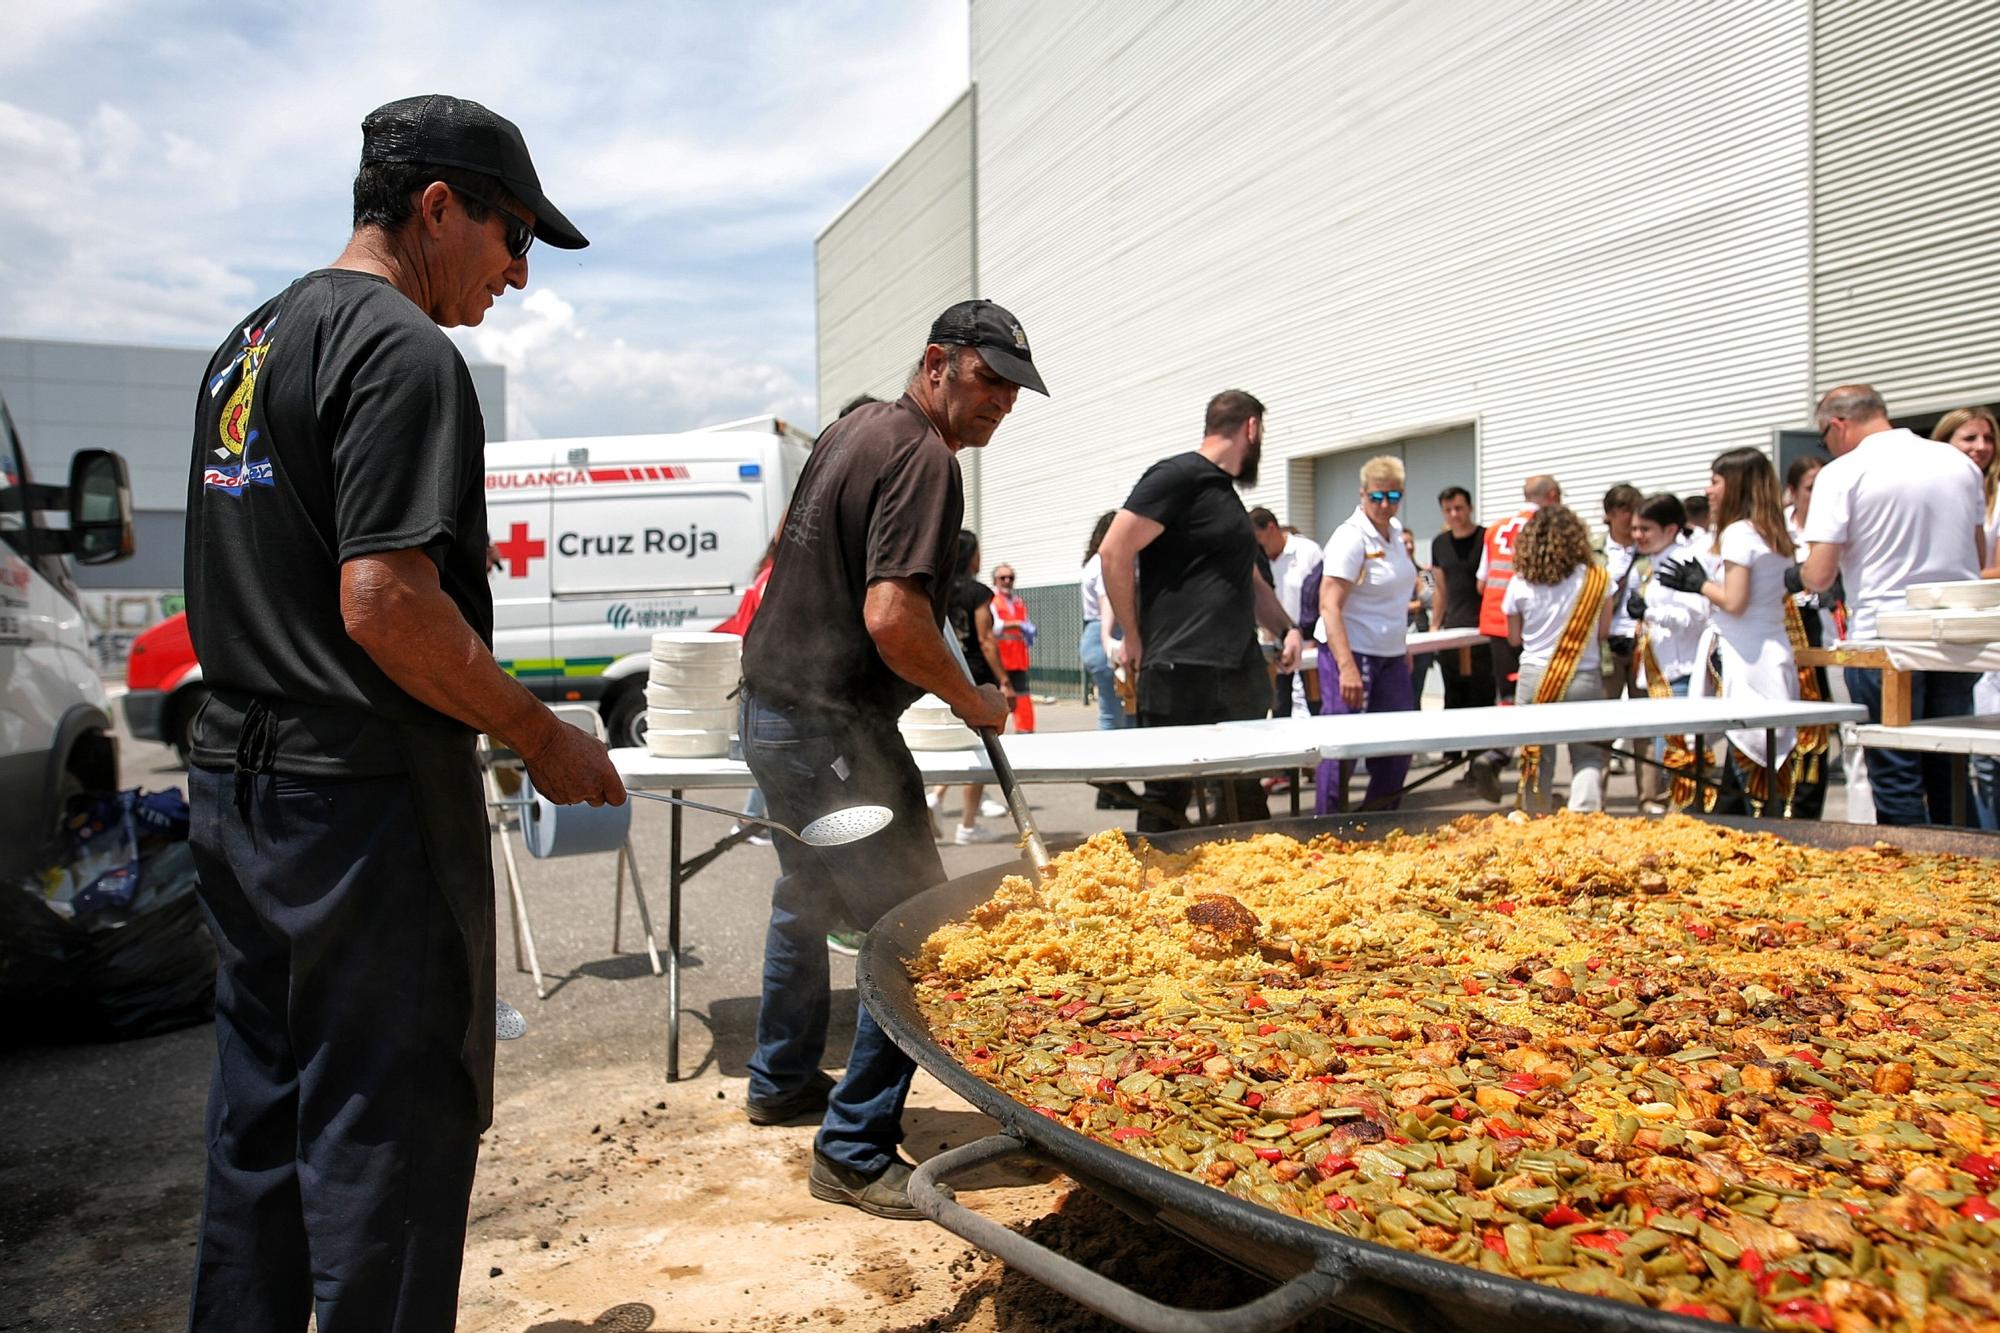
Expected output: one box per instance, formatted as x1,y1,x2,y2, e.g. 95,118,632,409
1696,520,1798,771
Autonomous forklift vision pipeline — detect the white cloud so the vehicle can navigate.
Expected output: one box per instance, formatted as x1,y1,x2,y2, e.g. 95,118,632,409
0,0,968,433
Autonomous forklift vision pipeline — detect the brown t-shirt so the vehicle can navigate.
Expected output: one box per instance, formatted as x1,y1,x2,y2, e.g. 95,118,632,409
742,395,963,717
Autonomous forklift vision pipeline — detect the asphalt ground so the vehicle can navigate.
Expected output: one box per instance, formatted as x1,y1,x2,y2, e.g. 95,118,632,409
0,694,1854,1329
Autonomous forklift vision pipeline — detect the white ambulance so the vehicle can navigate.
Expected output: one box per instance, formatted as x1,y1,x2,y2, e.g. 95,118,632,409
0,394,136,881
484,414,813,745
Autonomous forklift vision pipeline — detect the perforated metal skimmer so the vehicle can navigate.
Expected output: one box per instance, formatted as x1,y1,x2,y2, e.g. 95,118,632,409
496,999,528,1041
624,790,893,847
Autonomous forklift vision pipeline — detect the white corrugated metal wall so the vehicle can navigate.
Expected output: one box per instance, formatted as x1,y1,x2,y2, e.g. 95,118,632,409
1813,0,2000,412
815,90,977,426
965,0,1814,587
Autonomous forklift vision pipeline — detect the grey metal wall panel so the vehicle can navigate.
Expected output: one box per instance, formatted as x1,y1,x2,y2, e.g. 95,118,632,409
1813,0,2000,410
959,0,1814,585
815,90,976,427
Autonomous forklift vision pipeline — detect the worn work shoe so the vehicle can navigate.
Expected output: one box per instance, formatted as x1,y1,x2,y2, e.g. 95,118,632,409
808,1151,950,1220
1469,755,1503,804
745,1070,836,1126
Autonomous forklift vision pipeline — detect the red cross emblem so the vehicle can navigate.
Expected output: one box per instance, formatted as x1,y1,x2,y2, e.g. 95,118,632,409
493,522,545,578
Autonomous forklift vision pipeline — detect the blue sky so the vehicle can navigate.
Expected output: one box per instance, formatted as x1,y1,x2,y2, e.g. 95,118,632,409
0,0,969,437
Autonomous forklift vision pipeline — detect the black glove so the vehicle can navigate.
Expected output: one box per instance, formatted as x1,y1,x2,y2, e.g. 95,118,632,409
1656,557,1708,595
1625,589,1647,621
1783,562,1806,597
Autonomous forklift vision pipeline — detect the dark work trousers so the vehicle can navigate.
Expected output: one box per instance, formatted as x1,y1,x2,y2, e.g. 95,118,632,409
1437,640,1494,763
1846,667,1976,825
740,693,945,1174
1135,648,1273,834
185,746,492,1333
1480,639,1524,768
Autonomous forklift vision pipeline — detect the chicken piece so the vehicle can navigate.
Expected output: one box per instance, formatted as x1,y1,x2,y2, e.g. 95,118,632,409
1205,1159,1238,1185
1410,1038,1467,1070
1872,1061,1914,1095
1771,1198,1859,1254
1739,1062,1782,1095
1724,1214,1805,1262
1635,1155,1724,1198
1202,1055,1234,1080
1474,1085,1520,1114
1389,1071,1458,1109
1877,1191,1956,1235
1259,1082,1330,1119
1347,1013,1413,1042
1185,893,1260,944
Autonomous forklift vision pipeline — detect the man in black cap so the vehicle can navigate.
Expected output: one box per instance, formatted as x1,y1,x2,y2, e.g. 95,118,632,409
737,299,1039,1216
182,95,621,1332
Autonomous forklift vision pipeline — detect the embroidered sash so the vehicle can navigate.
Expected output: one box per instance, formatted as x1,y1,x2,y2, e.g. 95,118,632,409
1638,631,1708,810
1517,564,1610,804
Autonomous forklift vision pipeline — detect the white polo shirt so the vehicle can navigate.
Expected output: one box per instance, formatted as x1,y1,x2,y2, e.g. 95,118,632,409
1319,508,1415,657
1801,427,1984,639
1268,531,1324,630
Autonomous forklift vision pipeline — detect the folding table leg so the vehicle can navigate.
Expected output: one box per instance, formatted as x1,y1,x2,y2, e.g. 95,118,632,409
1953,755,1968,827
621,839,663,976
494,794,545,999
668,791,684,1082
612,844,627,955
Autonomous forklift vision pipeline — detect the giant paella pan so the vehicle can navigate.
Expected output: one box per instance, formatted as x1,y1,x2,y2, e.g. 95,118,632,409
859,812,2000,1332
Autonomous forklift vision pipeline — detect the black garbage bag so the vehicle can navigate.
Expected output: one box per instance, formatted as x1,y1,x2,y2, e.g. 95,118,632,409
1,841,215,1044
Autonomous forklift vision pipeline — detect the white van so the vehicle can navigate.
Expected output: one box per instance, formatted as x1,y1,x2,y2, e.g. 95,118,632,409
484,414,812,745
0,395,136,882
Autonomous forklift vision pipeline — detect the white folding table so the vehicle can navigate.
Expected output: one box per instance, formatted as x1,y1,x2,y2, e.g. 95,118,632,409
611,723,1325,1078
1848,713,2000,827
1226,696,1867,811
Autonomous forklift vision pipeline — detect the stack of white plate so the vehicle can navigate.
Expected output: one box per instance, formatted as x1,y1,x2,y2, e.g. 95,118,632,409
646,632,740,758
1906,579,2000,611
1875,603,2000,644
899,694,978,751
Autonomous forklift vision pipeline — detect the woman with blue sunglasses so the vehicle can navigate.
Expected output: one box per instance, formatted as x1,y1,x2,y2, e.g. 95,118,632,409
1308,455,1419,811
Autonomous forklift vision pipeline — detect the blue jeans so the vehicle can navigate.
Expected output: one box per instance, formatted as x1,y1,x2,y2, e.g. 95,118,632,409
1080,621,1130,730
1844,667,1976,825
739,694,944,1174
1976,755,2000,832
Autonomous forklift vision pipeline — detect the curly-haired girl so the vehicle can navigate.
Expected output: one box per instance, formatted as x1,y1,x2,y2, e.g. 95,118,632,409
1502,504,1613,812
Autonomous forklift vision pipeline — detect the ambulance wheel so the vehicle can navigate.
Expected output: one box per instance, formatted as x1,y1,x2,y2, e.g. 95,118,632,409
605,683,647,749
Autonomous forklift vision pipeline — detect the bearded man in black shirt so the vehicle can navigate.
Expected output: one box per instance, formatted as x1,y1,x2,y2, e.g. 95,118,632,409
1097,390,1304,832
181,96,622,1333
737,300,1034,1217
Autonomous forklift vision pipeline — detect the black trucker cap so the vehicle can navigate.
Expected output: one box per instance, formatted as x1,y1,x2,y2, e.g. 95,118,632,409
361,94,588,250
927,300,1048,396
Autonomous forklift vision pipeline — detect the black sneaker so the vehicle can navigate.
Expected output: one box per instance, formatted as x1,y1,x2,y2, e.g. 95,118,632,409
745,1070,836,1126
1469,755,1503,804
808,1150,950,1220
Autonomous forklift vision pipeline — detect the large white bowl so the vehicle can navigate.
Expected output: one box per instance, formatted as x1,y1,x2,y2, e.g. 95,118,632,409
1906,579,2000,611
648,705,737,732
900,721,980,751
646,682,737,710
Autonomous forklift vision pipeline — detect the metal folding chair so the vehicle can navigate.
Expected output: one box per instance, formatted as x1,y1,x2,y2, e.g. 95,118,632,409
481,704,660,999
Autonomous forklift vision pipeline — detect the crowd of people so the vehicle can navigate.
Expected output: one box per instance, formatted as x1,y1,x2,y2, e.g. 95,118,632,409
1074,384,1996,833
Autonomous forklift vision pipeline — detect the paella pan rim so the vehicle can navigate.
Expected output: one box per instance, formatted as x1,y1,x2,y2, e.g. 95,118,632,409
858,810,2000,1332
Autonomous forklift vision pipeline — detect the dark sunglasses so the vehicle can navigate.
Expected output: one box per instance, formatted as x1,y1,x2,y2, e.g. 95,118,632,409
453,185,533,260
1367,489,1404,504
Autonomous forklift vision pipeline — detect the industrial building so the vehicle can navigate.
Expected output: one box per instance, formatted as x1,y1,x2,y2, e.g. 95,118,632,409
817,0,2000,632
0,336,504,669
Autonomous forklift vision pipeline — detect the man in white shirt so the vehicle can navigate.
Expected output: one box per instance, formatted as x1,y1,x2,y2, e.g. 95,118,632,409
1800,383,1986,825
1251,507,1322,717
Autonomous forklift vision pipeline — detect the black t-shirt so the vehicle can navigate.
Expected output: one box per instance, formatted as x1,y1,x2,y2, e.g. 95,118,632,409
184,269,490,775
1122,451,1259,669
742,396,963,717
950,578,997,686
1431,526,1486,629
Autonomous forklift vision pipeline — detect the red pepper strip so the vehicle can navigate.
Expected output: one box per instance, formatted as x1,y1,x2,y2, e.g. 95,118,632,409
945,991,967,1002
1243,994,1270,1011
1462,979,1483,995
1573,1232,1625,1254
1840,1201,1867,1217
1288,1111,1322,1134
1688,924,1714,941
1110,1127,1154,1141
1449,1105,1471,1121
1257,1023,1279,1036
1805,1112,1834,1132
1310,1074,1338,1084
1584,956,1604,972
1035,1107,1064,1122
1541,1204,1589,1227
1322,1193,1356,1212
1058,999,1090,1019
1501,1074,1542,1095
1253,1147,1284,1162
1738,1250,1765,1277
1041,989,1064,1001
1787,1049,1825,1070
1244,1091,1264,1109
1481,1233,1509,1256
1062,1041,1087,1055
1483,1119,1531,1140
1102,1029,1143,1042
1143,1058,1184,1076
1962,1153,2000,1189
972,1046,991,1059
1771,1298,1833,1331
1642,1206,1662,1223
1097,1078,1116,1093
1313,1156,1356,1179
1492,901,1516,916
1960,1197,2000,1223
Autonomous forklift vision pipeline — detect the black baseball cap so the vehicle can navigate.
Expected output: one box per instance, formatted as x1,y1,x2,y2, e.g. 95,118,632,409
927,300,1048,396
361,94,588,250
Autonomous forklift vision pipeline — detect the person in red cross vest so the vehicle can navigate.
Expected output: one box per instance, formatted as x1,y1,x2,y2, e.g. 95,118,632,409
989,564,1036,731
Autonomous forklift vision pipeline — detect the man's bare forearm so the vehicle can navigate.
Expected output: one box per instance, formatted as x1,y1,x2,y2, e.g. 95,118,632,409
864,579,986,714
341,551,556,756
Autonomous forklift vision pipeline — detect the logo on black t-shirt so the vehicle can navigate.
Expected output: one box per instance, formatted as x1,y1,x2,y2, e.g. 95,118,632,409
202,313,280,496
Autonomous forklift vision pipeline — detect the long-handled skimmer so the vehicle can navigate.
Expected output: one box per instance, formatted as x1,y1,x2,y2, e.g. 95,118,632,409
623,789,893,847
941,630,1051,872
